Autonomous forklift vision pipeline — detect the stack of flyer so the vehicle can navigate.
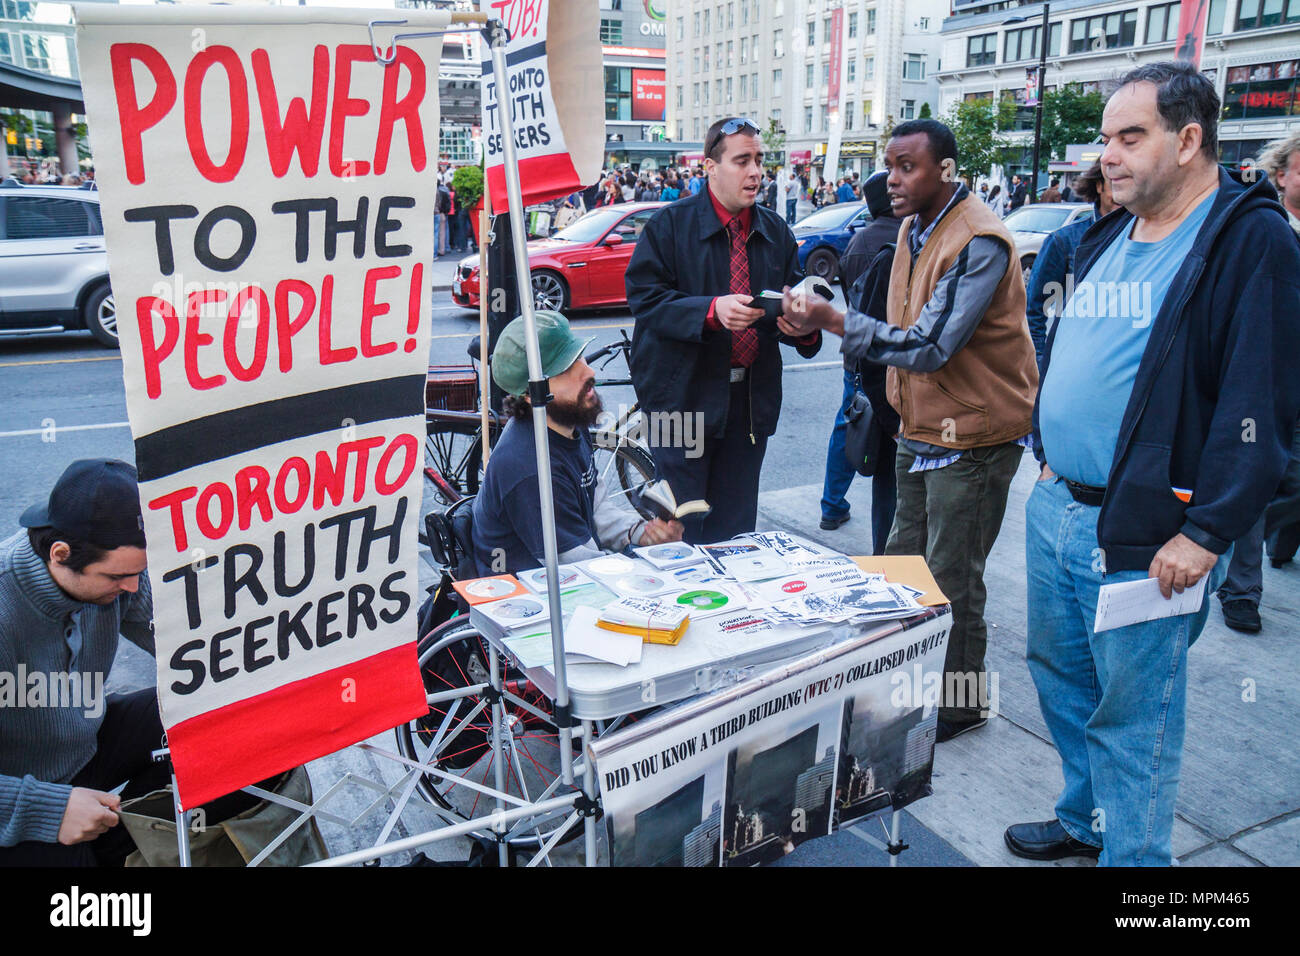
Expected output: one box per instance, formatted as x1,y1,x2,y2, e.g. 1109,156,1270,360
598,596,691,645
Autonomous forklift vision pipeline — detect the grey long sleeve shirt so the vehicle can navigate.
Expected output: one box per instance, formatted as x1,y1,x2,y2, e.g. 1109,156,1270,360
0,532,154,846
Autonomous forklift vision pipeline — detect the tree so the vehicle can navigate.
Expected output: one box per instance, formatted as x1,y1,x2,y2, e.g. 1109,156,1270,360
943,96,1016,184
762,117,786,163
1040,85,1105,163
452,165,483,208
918,102,932,119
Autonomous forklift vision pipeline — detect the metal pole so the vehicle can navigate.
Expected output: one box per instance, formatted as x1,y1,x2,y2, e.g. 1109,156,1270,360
478,203,492,467
889,810,901,868
171,773,192,868
485,19,576,785
489,646,509,867
581,719,598,866
1029,2,1050,204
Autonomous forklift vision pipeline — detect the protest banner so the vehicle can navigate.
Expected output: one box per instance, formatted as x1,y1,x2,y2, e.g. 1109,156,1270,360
75,5,445,806
590,611,950,866
479,0,604,213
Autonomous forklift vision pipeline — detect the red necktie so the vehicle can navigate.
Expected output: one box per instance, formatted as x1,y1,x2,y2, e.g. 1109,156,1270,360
727,218,758,368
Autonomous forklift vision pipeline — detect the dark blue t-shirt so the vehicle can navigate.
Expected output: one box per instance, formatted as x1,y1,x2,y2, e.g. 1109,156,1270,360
471,416,599,576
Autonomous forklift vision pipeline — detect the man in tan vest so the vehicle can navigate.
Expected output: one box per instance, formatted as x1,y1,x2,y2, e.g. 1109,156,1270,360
781,119,1039,743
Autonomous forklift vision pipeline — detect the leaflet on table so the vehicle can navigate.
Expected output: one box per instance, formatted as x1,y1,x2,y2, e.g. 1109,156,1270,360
502,606,643,668
692,608,779,638
743,563,882,605
739,530,838,559
578,554,679,597
633,542,707,571
698,542,788,582
767,582,924,626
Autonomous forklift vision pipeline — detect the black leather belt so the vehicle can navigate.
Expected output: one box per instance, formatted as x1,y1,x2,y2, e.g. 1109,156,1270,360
1064,479,1106,506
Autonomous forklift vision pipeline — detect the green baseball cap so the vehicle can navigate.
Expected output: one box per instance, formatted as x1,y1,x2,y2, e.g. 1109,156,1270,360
491,310,594,396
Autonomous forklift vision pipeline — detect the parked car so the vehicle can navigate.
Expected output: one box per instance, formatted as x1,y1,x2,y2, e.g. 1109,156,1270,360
792,201,869,282
0,181,116,346
451,202,666,313
1003,202,1095,282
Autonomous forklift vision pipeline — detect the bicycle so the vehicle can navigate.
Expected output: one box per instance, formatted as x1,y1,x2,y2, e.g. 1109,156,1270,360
401,495,644,853
420,330,656,546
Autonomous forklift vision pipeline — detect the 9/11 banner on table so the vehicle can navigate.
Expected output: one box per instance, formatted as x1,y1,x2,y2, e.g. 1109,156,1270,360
74,6,445,807
479,0,603,213
589,612,950,867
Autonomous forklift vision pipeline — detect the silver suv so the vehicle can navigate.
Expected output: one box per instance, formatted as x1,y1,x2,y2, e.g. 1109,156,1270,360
0,181,116,347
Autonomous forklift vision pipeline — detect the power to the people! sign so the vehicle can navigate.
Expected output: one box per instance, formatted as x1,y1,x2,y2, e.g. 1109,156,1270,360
479,0,603,212
75,6,445,807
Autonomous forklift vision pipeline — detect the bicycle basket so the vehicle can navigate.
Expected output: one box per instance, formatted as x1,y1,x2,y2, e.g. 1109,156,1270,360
427,366,478,412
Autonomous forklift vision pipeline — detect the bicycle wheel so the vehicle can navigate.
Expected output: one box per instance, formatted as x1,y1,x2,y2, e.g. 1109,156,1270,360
395,617,586,849
424,425,484,506
590,432,657,523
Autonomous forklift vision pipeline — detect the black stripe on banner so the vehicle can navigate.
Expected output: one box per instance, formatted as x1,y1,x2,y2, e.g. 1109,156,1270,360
479,39,547,74
134,374,427,482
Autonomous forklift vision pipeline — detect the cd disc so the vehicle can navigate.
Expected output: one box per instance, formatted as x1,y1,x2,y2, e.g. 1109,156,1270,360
677,589,730,611
525,568,580,588
492,598,543,620
615,574,666,594
589,556,635,575
648,544,694,561
672,565,718,584
465,578,516,598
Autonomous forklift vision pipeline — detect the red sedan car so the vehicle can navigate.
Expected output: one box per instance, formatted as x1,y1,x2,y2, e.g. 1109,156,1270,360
451,202,665,312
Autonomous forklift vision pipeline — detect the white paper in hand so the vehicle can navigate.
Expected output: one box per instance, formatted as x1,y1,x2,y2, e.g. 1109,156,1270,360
1093,576,1207,634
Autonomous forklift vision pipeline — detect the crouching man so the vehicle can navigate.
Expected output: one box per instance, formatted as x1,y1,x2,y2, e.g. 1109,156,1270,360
1,459,165,866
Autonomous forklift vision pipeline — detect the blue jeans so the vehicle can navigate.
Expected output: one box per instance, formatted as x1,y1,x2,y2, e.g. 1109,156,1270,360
786,198,797,224
821,369,858,522
434,212,448,256
821,369,898,553
1024,477,1227,866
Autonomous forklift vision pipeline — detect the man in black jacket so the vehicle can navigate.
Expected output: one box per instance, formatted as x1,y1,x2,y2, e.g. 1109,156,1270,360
625,117,822,543
1008,63,1300,866
820,171,902,541
1008,174,1027,212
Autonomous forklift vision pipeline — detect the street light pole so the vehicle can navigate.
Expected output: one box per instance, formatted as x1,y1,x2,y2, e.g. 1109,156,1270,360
1029,2,1050,203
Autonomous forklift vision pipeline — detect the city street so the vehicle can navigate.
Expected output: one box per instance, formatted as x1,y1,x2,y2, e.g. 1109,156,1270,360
3,265,1295,868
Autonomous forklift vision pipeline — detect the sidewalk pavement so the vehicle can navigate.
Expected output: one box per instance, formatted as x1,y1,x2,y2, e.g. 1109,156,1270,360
106,452,1296,866
759,453,1300,867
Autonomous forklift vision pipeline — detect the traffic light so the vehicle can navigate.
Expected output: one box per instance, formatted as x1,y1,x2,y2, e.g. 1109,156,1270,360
4,129,15,146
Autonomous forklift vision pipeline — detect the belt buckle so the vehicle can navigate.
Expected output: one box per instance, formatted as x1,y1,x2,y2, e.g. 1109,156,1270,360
730,366,746,383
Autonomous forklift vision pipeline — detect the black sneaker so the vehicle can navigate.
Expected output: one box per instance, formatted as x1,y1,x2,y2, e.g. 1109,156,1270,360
936,717,987,743
819,513,851,530
1221,599,1262,633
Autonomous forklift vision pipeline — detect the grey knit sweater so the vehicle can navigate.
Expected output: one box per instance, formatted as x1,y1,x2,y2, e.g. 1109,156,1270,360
0,531,154,846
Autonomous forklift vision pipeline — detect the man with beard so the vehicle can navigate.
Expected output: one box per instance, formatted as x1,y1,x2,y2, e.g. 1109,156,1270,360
472,312,683,576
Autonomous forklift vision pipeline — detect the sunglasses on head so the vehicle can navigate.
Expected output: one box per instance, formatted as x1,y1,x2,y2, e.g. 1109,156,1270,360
705,118,762,160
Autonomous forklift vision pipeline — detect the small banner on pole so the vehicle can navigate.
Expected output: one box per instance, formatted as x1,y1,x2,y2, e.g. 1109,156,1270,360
75,5,443,807
479,0,604,214
1174,0,1212,68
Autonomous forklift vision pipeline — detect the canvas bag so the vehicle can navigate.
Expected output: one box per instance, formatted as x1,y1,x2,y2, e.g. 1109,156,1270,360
119,766,329,867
